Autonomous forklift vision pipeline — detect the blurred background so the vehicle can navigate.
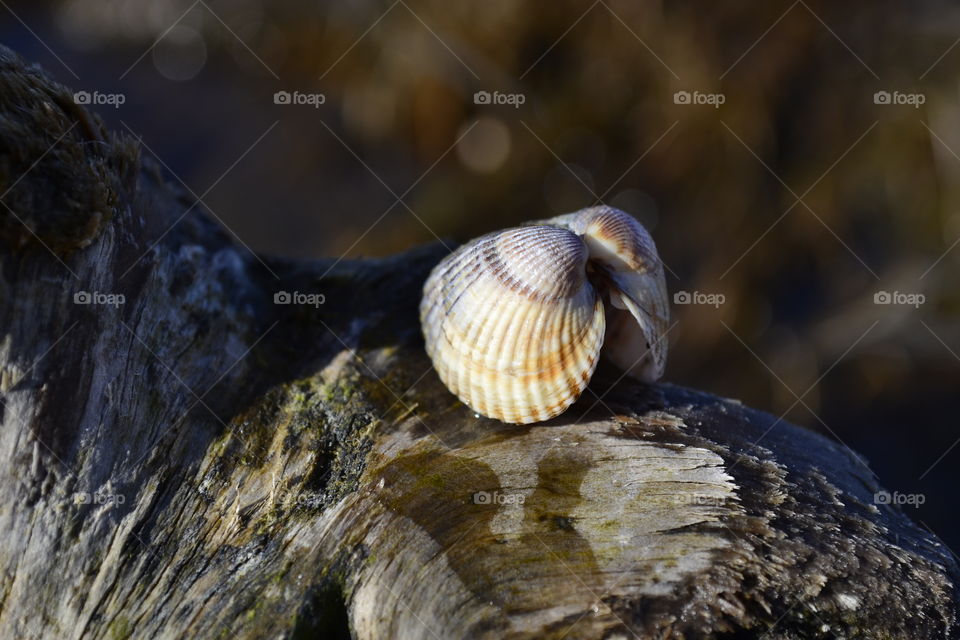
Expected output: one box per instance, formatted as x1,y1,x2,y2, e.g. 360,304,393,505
2,1,958,551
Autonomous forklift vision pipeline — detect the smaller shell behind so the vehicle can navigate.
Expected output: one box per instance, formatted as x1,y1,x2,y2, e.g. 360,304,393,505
547,206,669,381
420,226,605,424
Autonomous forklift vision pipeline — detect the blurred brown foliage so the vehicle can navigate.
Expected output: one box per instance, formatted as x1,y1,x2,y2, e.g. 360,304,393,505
4,0,959,545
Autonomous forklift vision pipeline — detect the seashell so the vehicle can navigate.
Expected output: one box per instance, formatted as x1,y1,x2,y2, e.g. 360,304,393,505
420,205,669,424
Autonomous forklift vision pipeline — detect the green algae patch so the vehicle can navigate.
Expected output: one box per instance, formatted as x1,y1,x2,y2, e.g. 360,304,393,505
107,616,132,640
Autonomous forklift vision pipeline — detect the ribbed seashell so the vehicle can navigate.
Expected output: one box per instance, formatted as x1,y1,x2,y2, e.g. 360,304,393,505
420,206,669,424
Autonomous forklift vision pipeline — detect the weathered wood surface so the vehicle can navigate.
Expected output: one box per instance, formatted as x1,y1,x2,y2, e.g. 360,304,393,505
0,45,956,639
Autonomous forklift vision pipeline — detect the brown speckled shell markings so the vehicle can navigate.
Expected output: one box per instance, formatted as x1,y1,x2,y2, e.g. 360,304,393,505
420,206,669,424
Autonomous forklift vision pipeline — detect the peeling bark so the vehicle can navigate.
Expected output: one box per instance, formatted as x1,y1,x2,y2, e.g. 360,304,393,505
0,46,956,640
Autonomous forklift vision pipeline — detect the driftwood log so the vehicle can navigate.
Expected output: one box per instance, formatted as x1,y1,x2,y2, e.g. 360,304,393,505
0,45,957,639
